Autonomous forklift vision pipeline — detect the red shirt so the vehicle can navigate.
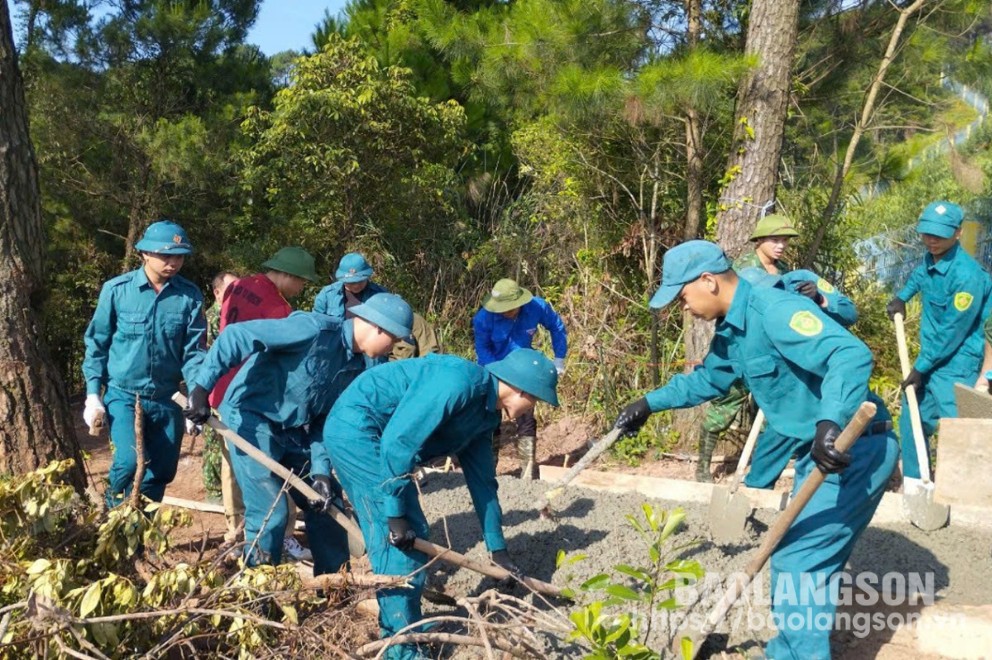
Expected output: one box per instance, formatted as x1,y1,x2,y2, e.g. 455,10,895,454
208,274,292,407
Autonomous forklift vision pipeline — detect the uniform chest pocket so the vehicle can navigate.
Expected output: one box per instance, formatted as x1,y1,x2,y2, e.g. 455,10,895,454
926,298,947,318
161,312,186,338
117,311,147,337
743,355,777,379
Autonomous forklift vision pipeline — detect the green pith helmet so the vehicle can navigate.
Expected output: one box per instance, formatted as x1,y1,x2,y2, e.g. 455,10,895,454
261,247,319,282
750,214,800,240
482,278,533,313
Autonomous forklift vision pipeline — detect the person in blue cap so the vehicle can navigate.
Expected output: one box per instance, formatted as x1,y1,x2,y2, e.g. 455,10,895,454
313,252,389,321
184,293,414,573
886,201,992,486
83,220,208,508
736,267,859,490
323,348,559,660
612,240,898,659
473,278,567,479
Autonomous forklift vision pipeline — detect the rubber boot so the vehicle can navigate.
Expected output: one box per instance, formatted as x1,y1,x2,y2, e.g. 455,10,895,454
696,431,719,483
517,435,536,480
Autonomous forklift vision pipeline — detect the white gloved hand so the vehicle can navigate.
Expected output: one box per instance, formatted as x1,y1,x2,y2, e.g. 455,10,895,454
553,357,566,376
83,394,105,428
975,371,991,393
185,418,202,437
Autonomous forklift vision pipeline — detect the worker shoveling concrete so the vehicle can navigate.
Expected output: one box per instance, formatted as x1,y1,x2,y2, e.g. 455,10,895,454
172,392,565,598
893,313,950,531
708,409,763,544
677,401,875,659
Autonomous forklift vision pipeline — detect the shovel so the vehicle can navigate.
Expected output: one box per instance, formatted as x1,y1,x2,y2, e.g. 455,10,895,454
172,392,367,557
537,428,622,517
893,313,949,531
172,394,566,596
678,401,876,659
708,409,764,544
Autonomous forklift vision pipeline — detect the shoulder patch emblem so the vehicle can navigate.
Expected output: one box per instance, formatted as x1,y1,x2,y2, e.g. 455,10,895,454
816,278,835,294
789,310,823,337
954,291,974,312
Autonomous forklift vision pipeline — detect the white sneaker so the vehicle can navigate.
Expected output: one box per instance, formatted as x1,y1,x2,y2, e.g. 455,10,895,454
283,536,312,562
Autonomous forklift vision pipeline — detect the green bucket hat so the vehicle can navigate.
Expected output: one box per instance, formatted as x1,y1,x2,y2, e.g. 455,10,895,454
261,247,319,282
486,349,560,407
750,214,800,240
483,278,533,313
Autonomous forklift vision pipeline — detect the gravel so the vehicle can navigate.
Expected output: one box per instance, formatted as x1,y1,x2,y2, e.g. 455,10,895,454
417,473,992,656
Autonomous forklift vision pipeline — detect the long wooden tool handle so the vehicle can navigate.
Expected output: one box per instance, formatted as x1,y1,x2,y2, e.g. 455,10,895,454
413,539,564,598
538,427,622,509
894,313,932,484
171,393,364,544
696,401,875,642
728,409,764,496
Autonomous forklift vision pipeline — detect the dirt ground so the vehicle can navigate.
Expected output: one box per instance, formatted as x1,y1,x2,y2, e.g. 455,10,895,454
78,413,992,659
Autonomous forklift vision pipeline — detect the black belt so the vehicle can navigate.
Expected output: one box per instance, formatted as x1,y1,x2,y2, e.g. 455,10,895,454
861,420,893,437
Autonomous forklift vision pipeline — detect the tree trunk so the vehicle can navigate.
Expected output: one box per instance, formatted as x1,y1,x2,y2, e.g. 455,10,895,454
682,0,704,240
674,0,801,449
0,1,86,489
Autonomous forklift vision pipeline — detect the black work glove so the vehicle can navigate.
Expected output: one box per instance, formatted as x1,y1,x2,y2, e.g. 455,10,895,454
794,280,824,305
184,385,211,425
811,420,852,474
901,368,924,392
308,475,334,512
491,549,523,590
387,516,417,550
613,398,652,438
886,297,906,321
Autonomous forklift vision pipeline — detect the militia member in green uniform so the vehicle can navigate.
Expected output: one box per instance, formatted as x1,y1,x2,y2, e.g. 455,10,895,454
695,214,798,481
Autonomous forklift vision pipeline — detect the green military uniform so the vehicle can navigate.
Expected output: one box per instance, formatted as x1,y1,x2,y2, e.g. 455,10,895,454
389,313,441,361
201,300,223,499
696,237,792,481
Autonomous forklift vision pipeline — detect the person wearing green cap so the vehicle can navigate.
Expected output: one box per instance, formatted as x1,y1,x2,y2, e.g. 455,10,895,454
209,246,320,561
82,220,207,508
185,293,415,572
693,214,801,481
322,348,559,660
313,252,389,321
886,201,992,484
612,239,898,659
473,278,567,479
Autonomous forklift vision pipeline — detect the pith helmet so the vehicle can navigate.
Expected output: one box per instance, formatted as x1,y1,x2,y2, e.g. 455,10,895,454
750,214,800,240
134,220,193,255
262,247,319,282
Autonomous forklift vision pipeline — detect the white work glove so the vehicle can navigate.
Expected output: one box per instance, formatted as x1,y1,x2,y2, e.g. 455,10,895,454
975,371,991,394
553,357,566,376
185,418,202,437
83,394,105,428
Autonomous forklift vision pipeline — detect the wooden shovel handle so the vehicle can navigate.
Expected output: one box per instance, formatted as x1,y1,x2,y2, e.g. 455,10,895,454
893,313,932,483
697,401,876,641
413,539,564,598
728,409,764,495
171,392,366,553
538,427,622,510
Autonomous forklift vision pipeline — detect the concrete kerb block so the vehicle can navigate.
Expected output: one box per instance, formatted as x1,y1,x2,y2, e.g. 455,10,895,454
538,466,992,530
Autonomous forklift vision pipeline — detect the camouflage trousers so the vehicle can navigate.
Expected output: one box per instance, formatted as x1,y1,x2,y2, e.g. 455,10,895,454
202,426,223,498
701,379,750,434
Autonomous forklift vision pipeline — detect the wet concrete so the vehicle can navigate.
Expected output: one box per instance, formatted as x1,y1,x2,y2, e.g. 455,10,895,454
418,473,992,657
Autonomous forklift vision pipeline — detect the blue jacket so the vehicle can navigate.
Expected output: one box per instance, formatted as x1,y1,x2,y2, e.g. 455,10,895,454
195,310,374,424
779,271,858,328
324,354,506,551
82,268,206,399
472,297,567,365
312,280,388,321
645,279,875,444
896,243,992,374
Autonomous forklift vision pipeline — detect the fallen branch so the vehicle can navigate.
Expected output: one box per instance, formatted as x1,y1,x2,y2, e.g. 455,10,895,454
360,632,531,658
129,395,145,509
302,573,412,590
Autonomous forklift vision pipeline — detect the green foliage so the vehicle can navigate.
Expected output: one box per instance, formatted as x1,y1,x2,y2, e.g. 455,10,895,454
558,504,703,658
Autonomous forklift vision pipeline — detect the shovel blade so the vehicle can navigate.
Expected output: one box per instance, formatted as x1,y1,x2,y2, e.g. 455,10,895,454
903,488,949,531
708,485,751,545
